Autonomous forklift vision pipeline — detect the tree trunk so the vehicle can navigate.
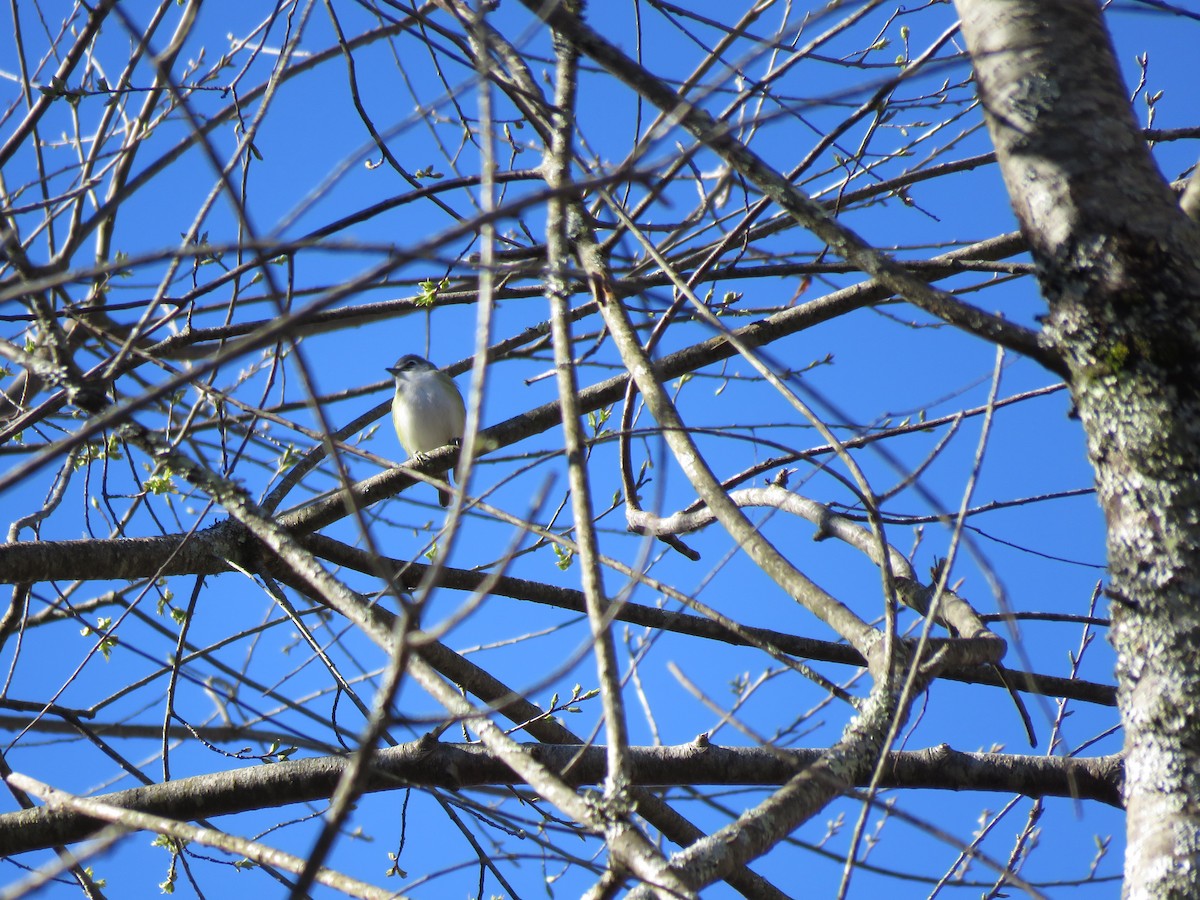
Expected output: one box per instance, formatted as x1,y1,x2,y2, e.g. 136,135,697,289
955,1,1200,896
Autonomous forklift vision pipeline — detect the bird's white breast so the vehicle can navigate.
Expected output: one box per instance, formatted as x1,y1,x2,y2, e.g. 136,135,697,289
391,374,465,455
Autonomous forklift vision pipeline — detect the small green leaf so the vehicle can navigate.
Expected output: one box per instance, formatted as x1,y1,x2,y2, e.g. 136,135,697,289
552,544,574,571
144,467,178,495
276,445,302,472
417,277,450,306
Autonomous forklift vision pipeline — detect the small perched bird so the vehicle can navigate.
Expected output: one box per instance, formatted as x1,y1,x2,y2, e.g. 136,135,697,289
387,355,466,507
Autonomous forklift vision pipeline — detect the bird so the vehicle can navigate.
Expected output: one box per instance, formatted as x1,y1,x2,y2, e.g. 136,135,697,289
386,355,466,507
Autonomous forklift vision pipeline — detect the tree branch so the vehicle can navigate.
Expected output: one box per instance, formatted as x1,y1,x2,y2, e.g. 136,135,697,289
0,739,1122,856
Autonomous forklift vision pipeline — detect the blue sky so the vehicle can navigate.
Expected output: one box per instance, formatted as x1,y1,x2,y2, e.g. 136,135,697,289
0,0,1195,896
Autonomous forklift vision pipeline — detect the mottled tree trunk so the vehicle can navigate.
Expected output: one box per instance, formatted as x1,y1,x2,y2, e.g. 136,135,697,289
955,1,1200,896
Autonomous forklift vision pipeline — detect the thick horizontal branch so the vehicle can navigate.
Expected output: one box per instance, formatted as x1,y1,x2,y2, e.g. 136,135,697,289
0,528,1116,708
0,531,236,583
0,739,1123,855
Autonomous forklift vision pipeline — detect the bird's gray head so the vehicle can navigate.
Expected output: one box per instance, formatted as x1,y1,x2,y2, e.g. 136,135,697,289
387,354,437,381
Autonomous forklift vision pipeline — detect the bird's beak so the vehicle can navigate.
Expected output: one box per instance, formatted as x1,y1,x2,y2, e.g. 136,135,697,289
386,367,400,376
